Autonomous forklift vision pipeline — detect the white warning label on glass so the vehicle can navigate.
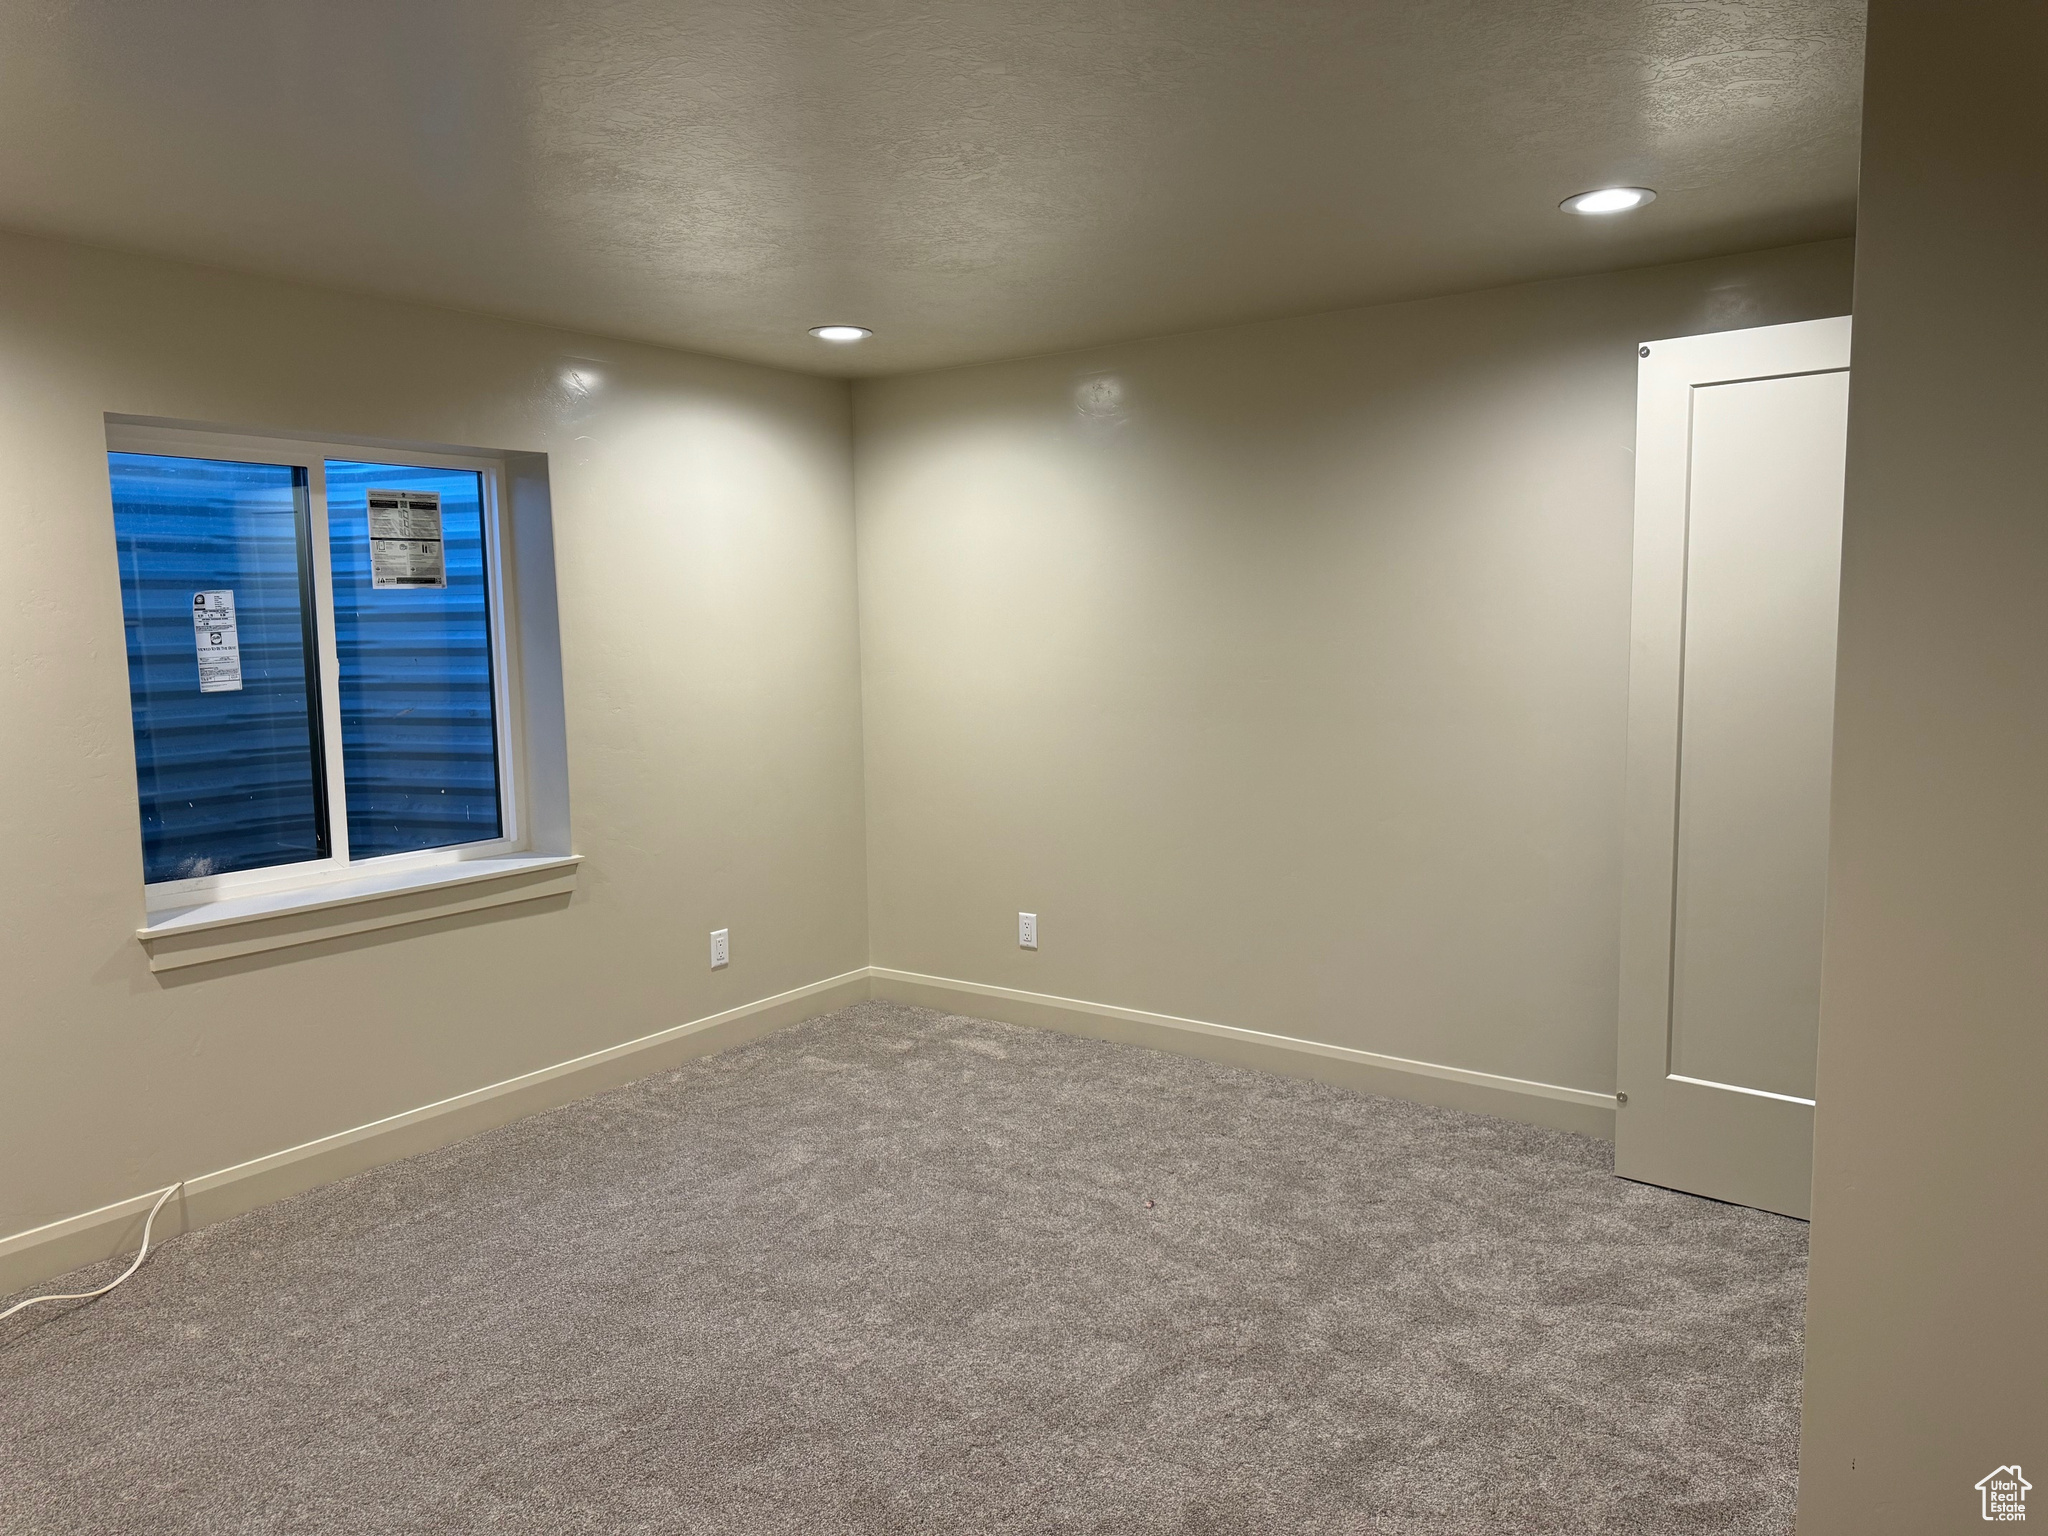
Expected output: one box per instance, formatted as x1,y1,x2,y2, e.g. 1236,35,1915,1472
192,589,243,693
368,489,446,589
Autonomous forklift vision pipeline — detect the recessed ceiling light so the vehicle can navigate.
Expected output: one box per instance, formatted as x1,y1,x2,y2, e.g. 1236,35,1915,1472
1561,187,1657,215
809,325,872,342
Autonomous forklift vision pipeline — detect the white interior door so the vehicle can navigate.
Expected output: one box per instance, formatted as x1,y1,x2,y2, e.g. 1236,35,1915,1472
1617,316,1851,1219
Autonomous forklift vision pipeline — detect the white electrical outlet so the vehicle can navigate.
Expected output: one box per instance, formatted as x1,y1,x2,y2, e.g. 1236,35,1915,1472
1018,912,1037,950
710,928,730,969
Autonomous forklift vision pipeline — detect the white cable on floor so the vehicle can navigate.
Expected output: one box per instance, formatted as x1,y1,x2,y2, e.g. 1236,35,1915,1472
0,1182,184,1324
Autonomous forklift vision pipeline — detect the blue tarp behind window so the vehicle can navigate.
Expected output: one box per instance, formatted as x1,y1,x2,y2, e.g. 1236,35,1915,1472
325,460,503,857
109,453,328,883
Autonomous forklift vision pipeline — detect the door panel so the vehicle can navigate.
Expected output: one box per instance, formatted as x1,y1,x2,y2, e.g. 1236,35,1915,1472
1616,316,1851,1219
1671,372,1848,1101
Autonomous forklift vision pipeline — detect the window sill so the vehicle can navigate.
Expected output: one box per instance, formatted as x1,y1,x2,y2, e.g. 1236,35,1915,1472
136,854,582,972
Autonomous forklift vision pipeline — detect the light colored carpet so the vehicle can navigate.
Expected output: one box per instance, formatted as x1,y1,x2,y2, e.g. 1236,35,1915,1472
1,1000,1806,1534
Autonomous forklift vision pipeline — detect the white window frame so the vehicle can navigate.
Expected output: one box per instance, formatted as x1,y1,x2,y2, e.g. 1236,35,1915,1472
107,422,532,916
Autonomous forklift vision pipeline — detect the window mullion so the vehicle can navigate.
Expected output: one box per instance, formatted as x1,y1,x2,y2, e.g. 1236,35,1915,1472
480,465,523,850
305,456,352,867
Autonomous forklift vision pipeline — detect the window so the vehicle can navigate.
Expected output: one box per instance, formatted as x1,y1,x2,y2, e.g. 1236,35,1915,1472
110,453,328,882
109,425,530,914
324,460,503,859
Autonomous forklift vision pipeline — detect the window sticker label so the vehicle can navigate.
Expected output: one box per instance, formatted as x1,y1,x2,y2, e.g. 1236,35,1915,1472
192,589,243,693
367,489,447,589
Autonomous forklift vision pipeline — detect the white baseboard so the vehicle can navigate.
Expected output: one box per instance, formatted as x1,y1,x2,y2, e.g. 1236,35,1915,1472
869,967,1618,1140
4,963,1616,1301
0,967,872,1301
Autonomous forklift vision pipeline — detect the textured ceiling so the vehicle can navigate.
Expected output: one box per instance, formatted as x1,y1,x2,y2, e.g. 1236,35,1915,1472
0,0,1864,375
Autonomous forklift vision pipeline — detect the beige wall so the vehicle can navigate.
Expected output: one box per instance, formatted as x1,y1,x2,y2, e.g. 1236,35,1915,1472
0,231,869,1247
1798,3,2047,1530
852,240,1853,1118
